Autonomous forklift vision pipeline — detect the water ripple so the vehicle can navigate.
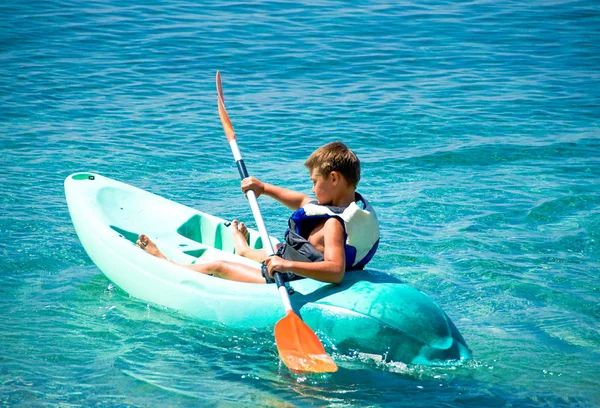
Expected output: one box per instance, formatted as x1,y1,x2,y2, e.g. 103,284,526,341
1,0,600,406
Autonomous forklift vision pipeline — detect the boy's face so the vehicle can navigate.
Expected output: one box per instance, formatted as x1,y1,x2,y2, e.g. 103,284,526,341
310,169,335,205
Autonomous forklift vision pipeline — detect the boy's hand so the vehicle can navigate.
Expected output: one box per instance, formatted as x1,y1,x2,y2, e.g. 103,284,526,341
263,255,289,278
241,177,265,198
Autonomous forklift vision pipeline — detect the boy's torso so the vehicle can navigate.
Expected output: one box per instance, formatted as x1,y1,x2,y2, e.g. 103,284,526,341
305,220,327,253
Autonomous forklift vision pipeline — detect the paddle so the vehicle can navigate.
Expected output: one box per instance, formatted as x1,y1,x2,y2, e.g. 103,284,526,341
216,71,338,374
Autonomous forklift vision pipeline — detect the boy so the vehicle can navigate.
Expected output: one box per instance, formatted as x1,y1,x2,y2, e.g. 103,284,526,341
137,142,379,284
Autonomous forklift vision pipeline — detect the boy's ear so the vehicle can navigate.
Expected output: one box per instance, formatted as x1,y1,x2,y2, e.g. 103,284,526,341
329,171,340,185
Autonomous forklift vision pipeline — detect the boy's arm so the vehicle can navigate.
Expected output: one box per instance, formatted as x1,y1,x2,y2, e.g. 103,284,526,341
241,177,312,210
263,218,346,284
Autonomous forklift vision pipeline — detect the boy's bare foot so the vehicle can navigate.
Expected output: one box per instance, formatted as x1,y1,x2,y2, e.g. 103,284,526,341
137,234,167,260
231,220,250,256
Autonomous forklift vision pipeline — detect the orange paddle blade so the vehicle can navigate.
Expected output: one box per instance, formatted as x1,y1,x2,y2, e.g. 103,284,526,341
216,71,236,142
274,311,338,373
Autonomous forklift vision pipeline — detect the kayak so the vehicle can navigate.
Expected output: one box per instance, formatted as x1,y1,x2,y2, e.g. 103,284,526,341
64,172,471,365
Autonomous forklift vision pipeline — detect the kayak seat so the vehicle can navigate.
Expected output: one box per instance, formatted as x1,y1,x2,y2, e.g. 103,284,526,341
183,248,208,258
176,214,235,253
110,225,139,244
176,214,278,254
110,225,208,261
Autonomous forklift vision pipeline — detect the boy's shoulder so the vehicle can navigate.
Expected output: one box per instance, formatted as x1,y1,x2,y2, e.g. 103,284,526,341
303,193,375,216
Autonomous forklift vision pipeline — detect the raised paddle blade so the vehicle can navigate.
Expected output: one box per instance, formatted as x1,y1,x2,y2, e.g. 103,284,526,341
275,311,338,373
216,71,236,142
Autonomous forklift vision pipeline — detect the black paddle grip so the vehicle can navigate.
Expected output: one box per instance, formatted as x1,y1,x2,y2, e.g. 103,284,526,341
236,160,249,179
274,272,286,288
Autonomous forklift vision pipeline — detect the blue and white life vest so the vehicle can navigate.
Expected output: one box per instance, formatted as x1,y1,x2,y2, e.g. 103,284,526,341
281,193,380,270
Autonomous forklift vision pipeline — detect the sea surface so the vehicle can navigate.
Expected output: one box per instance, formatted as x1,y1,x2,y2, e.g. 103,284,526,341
1,0,599,406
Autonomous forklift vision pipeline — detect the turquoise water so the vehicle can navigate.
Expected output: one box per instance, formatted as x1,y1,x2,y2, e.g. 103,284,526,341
2,0,599,406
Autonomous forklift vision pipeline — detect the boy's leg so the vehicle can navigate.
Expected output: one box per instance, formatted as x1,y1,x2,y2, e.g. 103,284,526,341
137,234,267,284
188,260,266,283
231,220,269,263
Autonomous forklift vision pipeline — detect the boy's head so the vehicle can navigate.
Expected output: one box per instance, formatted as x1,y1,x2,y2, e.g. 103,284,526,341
304,142,360,188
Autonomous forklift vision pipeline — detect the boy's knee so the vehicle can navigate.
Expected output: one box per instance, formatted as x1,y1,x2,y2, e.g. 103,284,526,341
208,260,226,277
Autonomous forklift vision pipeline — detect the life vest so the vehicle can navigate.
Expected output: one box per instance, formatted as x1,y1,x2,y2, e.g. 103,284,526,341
279,193,380,270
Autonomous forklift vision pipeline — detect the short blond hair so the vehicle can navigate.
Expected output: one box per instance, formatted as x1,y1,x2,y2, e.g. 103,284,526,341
304,142,360,187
